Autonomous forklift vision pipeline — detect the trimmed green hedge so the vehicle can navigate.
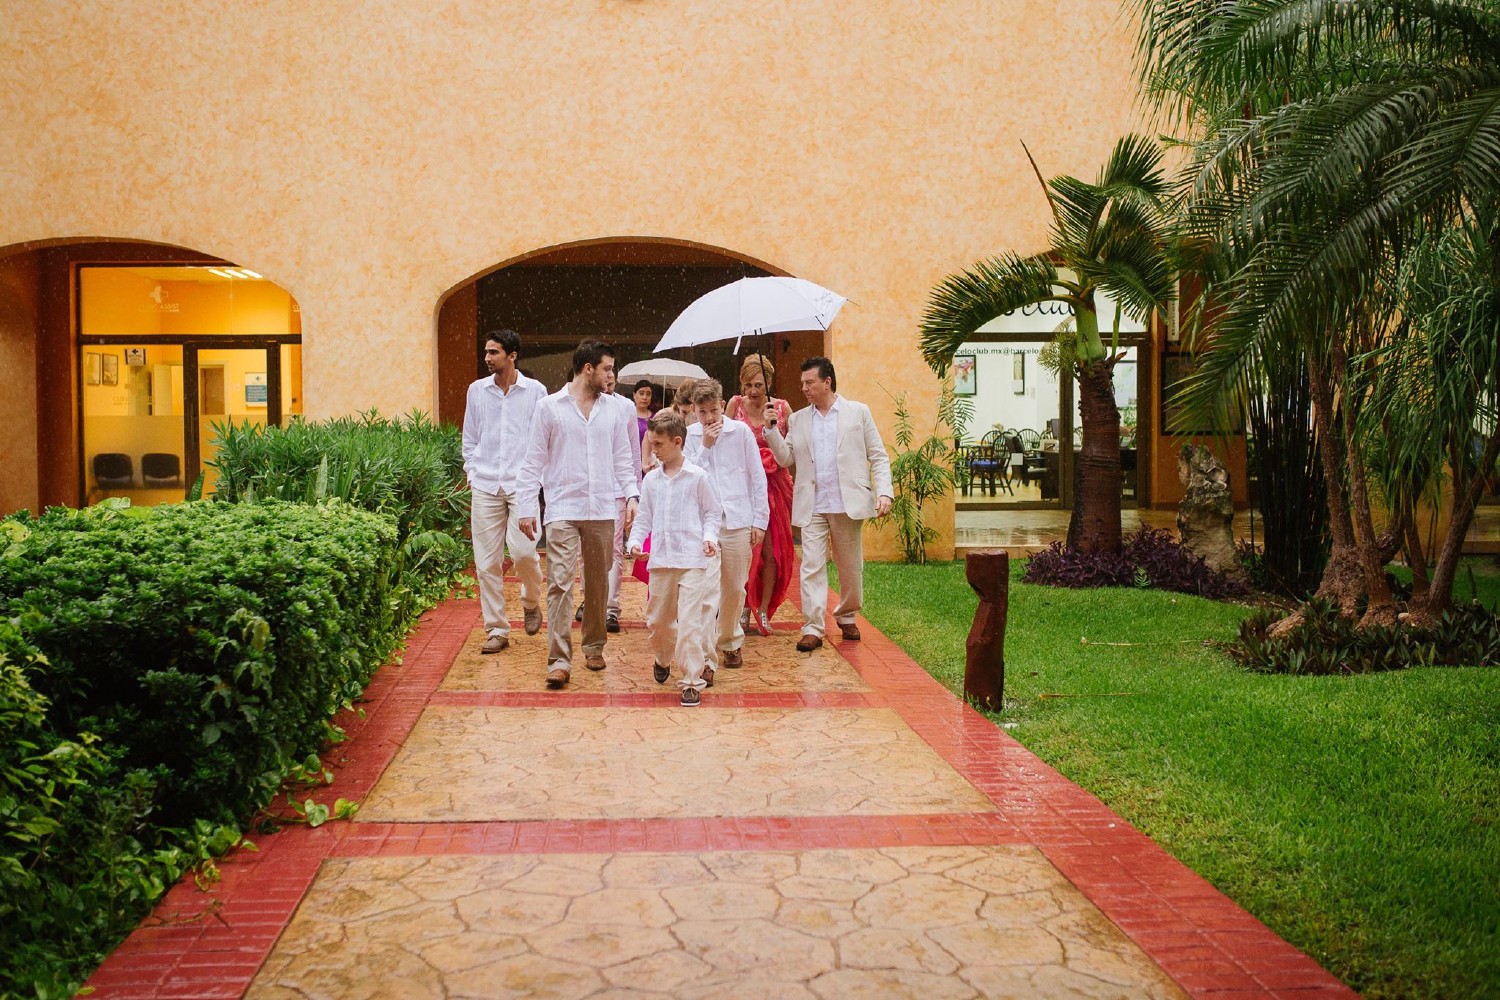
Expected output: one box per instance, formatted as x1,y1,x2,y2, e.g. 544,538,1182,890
1,500,401,827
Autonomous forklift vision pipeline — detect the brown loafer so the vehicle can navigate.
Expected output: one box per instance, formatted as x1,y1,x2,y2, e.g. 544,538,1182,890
702,666,715,688
545,666,569,688
722,648,743,669
795,634,823,652
839,622,861,641
481,634,509,654
584,654,607,671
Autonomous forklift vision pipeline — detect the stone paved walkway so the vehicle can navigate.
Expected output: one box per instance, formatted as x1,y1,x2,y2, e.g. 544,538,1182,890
84,573,1359,999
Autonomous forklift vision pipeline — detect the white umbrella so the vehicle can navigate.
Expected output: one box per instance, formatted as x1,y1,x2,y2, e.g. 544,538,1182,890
616,358,709,385
654,277,847,353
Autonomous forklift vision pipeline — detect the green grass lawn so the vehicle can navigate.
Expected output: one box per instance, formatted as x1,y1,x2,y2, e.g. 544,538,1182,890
859,559,1500,1000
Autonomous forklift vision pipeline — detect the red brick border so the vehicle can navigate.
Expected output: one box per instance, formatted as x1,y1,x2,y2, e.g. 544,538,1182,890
83,581,1357,999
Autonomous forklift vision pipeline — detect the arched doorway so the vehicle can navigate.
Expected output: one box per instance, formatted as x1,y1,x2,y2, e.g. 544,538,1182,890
0,238,303,513
435,238,827,422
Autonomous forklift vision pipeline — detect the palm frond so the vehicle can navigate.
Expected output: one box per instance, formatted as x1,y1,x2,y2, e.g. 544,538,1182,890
919,254,1063,373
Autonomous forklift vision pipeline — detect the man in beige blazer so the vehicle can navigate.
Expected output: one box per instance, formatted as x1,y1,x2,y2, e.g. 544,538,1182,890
765,356,893,651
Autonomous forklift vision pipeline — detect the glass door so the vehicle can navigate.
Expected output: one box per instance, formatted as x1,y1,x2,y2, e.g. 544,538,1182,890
953,340,1070,509
80,344,188,504
187,345,281,494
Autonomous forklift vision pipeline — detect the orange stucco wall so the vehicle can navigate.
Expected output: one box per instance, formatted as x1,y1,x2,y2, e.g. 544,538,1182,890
0,1,1149,555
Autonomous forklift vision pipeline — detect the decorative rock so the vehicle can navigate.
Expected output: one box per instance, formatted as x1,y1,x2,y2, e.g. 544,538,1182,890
964,550,1008,710
1176,445,1249,585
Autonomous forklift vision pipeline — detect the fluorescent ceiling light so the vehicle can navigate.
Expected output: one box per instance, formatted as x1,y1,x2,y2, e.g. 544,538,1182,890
207,268,235,279
238,269,263,279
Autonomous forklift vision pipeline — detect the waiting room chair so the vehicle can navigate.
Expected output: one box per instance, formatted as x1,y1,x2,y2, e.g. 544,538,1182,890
141,452,184,488
93,453,134,490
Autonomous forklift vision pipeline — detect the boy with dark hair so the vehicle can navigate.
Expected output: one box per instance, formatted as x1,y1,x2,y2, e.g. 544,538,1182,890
462,329,547,653
517,340,640,687
627,409,721,706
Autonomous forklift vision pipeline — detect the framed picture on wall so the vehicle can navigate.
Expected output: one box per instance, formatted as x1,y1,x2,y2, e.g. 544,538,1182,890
953,354,977,396
1012,353,1026,394
85,352,103,385
101,353,119,386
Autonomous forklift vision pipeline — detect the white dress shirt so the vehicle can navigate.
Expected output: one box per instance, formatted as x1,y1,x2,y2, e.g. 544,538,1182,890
461,372,548,496
515,387,640,524
685,418,769,531
811,396,845,515
627,461,722,570
598,391,645,489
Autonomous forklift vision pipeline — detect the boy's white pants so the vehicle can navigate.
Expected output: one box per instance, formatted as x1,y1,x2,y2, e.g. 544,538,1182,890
645,566,712,690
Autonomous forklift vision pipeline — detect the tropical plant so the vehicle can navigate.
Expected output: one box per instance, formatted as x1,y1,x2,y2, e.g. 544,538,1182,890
920,134,1177,553
880,383,971,563
1134,0,1500,624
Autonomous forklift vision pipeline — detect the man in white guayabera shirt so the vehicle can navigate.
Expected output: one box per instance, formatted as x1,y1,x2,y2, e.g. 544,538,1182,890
517,340,640,688
461,329,549,653
685,377,768,670
765,356,893,652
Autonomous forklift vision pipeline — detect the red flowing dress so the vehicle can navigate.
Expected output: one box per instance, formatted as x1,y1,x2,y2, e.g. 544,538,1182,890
727,395,794,619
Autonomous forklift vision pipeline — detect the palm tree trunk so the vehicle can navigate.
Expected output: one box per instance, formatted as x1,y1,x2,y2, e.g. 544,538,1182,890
1421,427,1500,620
1327,338,1397,627
1072,358,1124,554
1273,349,1360,635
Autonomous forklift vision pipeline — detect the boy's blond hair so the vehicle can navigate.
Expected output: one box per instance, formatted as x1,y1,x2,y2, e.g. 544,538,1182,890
649,409,687,441
689,378,724,405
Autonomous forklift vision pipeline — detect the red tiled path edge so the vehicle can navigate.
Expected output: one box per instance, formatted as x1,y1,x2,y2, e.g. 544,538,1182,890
84,585,1358,999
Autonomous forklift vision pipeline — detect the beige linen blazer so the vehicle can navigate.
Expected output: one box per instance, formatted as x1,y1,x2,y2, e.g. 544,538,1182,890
765,397,893,527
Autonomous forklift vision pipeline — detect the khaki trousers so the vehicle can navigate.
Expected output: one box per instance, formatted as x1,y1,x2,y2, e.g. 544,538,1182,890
799,512,864,639
544,519,615,672
470,488,542,637
703,526,752,656
646,566,711,690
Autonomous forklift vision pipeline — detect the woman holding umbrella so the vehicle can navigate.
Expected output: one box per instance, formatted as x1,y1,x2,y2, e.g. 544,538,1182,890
726,353,793,635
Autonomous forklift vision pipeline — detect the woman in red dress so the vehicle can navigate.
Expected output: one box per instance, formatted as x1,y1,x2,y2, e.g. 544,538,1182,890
726,354,793,636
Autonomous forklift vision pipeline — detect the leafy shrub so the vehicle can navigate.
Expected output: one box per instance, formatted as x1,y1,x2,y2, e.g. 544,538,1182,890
1024,526,1248,599
209,410,471,620
1230,598,1500,674
0,500,401,828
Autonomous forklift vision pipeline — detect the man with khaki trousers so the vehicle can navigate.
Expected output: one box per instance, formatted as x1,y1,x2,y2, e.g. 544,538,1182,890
517,340,640,687
765,356,893,652
461,329,547,653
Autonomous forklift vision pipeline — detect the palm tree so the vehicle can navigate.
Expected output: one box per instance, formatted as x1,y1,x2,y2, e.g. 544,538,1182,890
919,134,1176,554
1133,0,1500,623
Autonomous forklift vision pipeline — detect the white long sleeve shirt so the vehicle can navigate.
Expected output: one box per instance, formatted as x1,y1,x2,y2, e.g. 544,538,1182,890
515,386,640,524
627,461,722,570
598,390,645,490
461,372,549,496
685,418,769,531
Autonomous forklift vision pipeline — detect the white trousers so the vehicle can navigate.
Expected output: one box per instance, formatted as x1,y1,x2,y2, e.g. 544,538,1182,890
799,512,864,639
608,496,626,614
645,566,712,690
470,487,542,637
702,526,752,658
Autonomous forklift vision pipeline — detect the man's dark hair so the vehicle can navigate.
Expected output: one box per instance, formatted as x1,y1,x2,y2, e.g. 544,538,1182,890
484,329,521,357
572,339,615,375
801,355,837,392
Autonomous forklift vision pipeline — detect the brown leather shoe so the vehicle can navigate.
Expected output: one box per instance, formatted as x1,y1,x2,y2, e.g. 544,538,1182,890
722,648,743,668
545,666,569,688
702,666,715,688
839,622,861,641
584,653,607,671
481,634,509,654
796,633,823,652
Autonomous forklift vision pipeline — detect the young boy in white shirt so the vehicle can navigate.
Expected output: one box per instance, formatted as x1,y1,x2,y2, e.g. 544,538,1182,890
686,378,769,670
627,409,722,706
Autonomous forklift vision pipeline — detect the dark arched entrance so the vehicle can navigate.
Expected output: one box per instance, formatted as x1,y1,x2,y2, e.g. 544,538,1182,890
435,238,827,423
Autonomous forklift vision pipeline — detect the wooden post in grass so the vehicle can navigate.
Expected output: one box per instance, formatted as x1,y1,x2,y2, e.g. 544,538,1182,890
965,550,1008,710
